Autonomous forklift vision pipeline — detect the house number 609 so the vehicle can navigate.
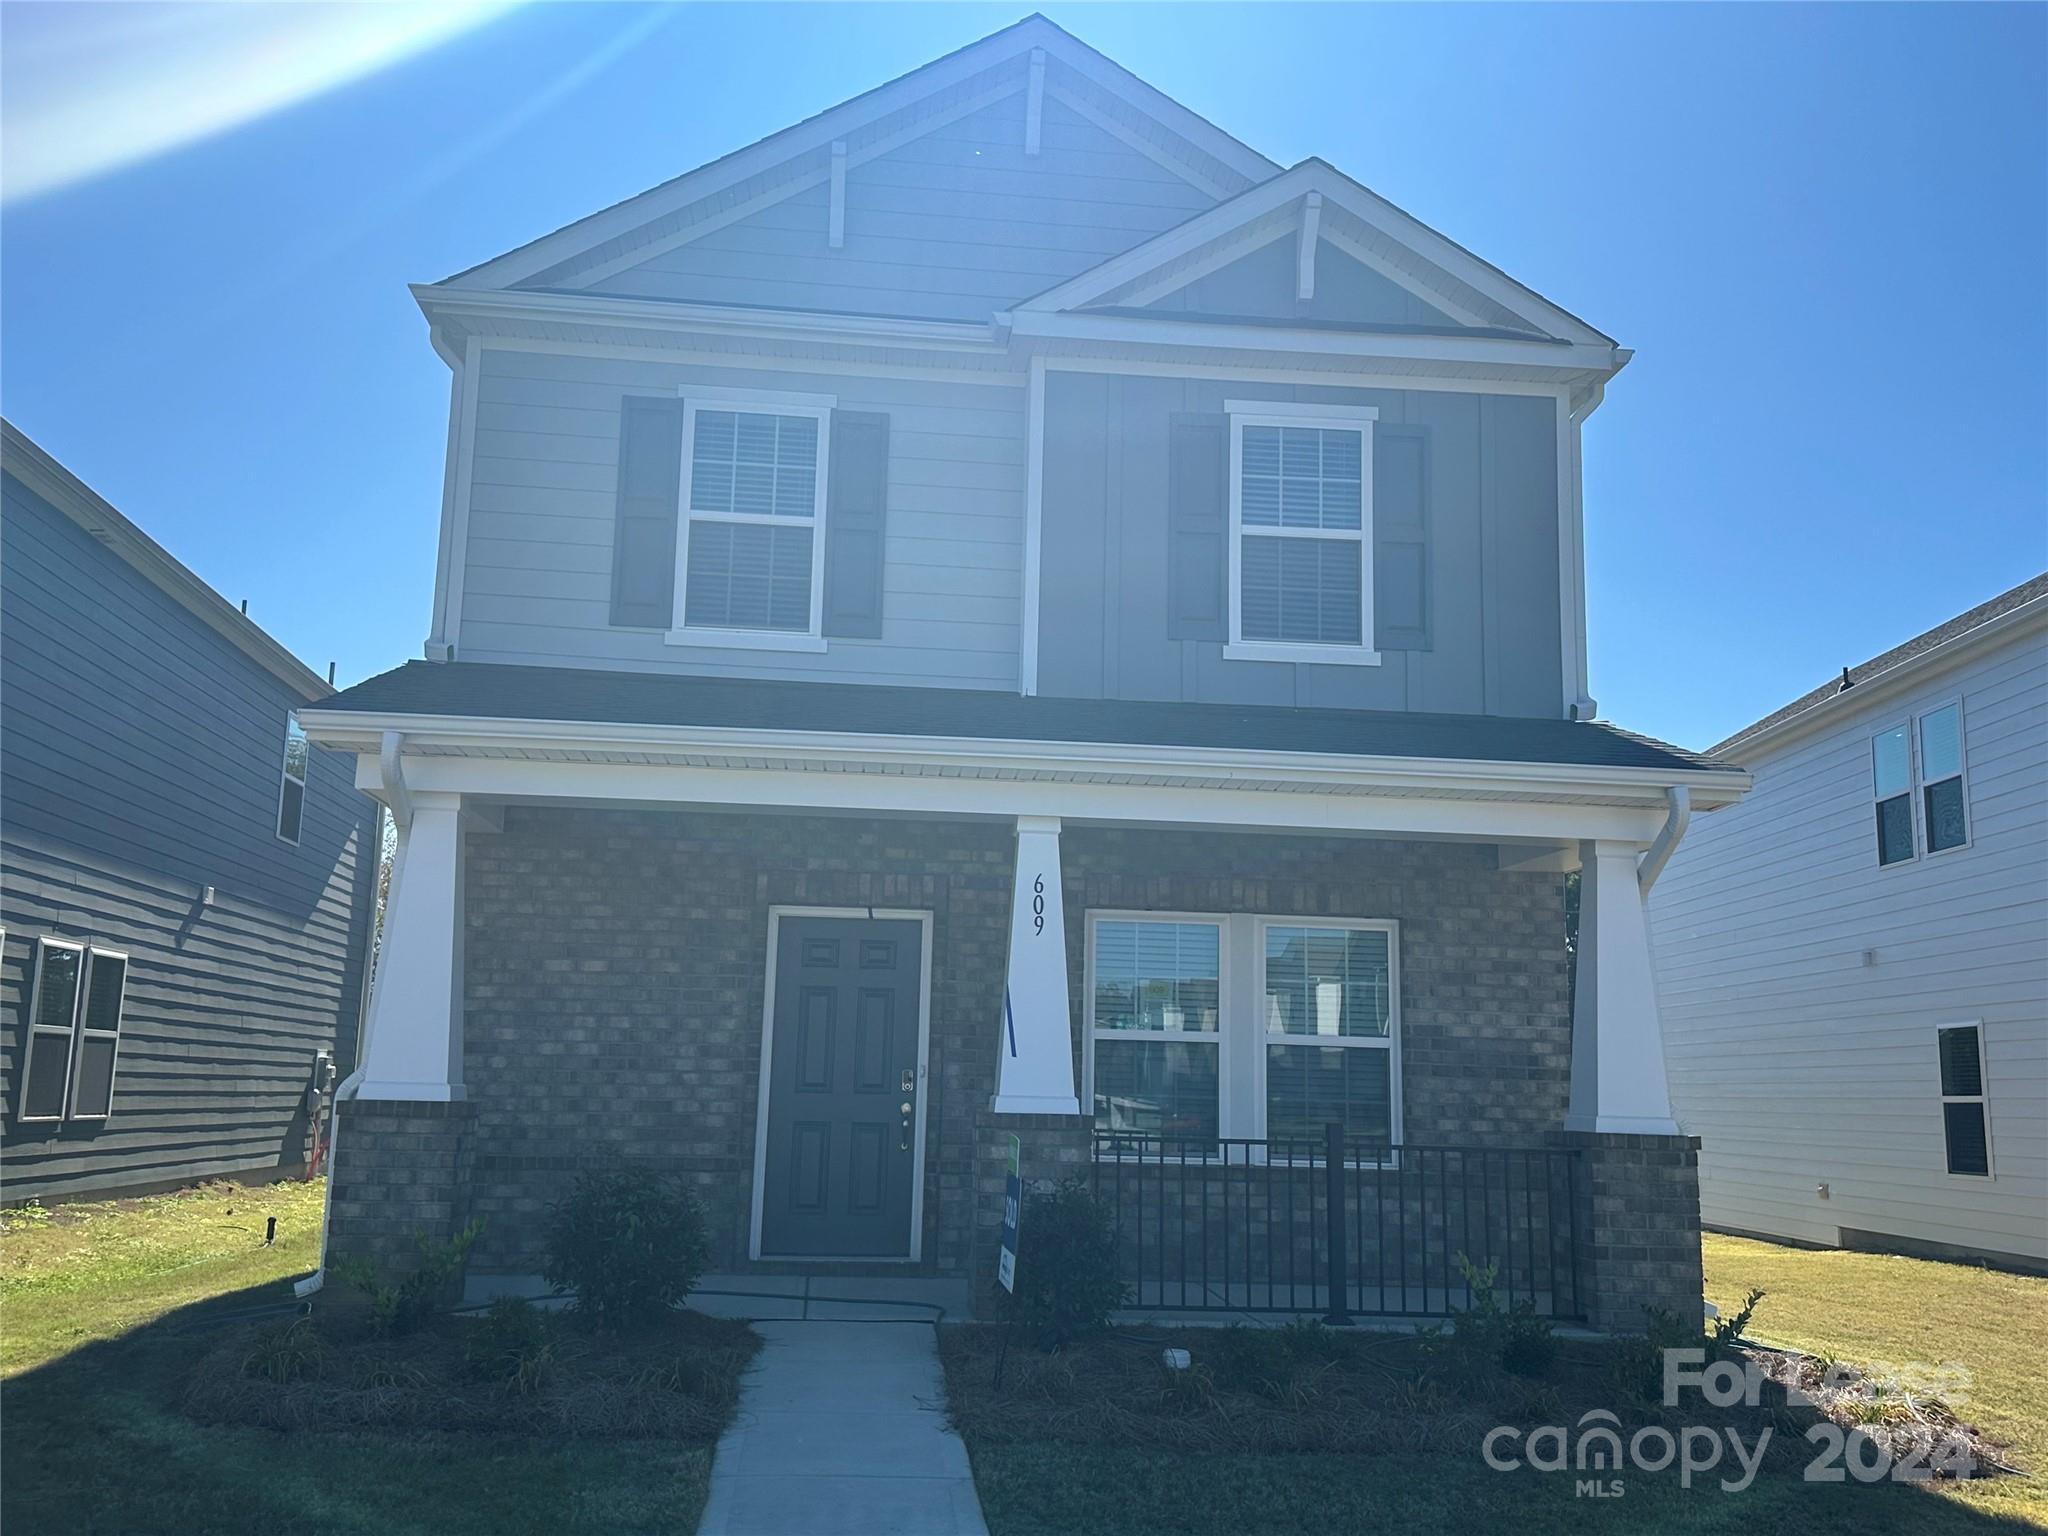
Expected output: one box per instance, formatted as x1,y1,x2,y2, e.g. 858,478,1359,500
1031,874,1045,935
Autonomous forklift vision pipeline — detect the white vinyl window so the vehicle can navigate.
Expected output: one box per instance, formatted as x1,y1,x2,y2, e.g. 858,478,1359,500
1936,1023,1991,1177
1918,701,1969,854
276,713,309,845
1085,912,1401,1153
1871,699,1970,867
1225,401,1379,668
17,938,128,1123
672,395,832,651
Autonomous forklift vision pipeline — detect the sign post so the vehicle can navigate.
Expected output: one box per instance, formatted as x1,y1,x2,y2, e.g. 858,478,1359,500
994,1133,1023,1389
998,1133,1022,1293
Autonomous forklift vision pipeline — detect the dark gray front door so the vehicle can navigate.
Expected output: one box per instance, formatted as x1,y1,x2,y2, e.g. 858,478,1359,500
760,915,924,1257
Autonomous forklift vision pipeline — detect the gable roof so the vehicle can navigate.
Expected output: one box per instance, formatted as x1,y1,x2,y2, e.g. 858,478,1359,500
446,14,1277,293
0,420,334,704
1714,572,2048,757
1012,158,1614,345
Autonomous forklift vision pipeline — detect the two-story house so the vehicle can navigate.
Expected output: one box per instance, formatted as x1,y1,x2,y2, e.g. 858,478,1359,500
2,421,380,1203
1652,576,2047,1272
303,16,1749,1327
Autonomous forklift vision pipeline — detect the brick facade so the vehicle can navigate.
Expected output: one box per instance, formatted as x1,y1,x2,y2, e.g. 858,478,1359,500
322,805,1700,1328
325,1099,475,1274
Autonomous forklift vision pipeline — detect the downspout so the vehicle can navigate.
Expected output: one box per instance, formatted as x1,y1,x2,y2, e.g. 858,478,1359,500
295,733,411,1300
1636,785,1692,894
1567,372,1616,722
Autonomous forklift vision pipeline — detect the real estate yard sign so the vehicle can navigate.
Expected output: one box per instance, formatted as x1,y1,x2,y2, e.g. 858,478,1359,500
998,1133,1021,1292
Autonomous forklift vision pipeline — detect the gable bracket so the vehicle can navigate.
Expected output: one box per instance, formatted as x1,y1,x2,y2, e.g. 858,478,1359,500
1297,191,1323,301
1025,48,1045,155
828,141,847,249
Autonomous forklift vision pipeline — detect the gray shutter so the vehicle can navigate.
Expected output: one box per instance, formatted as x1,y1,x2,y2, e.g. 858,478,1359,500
609,395,684,628
822,410,889,638
1374,425,1431,651
1167,413,1228,641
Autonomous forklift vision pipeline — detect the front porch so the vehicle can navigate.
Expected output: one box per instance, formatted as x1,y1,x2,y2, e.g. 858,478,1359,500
301,670,1744,1329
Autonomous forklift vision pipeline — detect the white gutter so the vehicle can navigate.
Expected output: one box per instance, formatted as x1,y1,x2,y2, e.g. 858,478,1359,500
1636,786,1692,894
296,737,409,1300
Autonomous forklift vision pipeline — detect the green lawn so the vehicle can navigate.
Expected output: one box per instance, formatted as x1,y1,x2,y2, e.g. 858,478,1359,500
1,1179,326,1377
956,1234,2048,1535
0,1179,716,1536
1703,1231,2048,1530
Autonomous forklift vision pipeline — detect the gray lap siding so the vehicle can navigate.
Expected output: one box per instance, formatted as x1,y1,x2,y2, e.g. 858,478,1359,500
456,805,1572,1276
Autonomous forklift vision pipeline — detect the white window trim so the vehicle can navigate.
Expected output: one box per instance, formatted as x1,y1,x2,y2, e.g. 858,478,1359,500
1224,400,1381,669
275,713,307,846
1082,910,1402,1160
1935,1020,1992,1179
18,937,85,1123
1253,916,1403,1161
1870,716,1918,869
667,390,835,650
66,947,129,1122
1916,697,1972,859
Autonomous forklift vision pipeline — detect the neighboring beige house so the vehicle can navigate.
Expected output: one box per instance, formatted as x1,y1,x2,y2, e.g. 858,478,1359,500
1652,575,2048,1271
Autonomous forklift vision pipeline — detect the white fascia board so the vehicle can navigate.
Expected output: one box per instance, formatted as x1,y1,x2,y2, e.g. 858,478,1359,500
412,283,1008,354
1,421,332,702
1715,594,2048,764
1008,308,1621,374
354,750,1691,846
443,17,1272,292
301,707,1749,809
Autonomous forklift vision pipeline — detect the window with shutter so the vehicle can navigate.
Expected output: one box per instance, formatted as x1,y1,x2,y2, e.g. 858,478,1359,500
16,938,129,1124
673,399,832,648
1222,402,1381,667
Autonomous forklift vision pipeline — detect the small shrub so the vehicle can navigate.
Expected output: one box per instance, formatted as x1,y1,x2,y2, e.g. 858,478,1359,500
543,1165,710,1329
1426,1254,1556,1381
1007,1179,1129,1347
1611,1304,1704,1401
332,1219,483,1336
1710,1286,1766,1360
465,1297,555,1395
243,1316,325,1384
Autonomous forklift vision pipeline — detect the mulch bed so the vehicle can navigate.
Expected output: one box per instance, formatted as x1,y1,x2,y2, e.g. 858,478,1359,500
183,1299,758,1441
939,1323,2016,1479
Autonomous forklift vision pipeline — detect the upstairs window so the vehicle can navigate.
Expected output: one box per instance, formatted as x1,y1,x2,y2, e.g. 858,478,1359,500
1936,1024,1991,1176
1870,701,1971,867
1871,724,1914,866
17,938,128,1123
1226,402,1379,667
276,714,308,844
1918,703,1969,852
679,402,830,642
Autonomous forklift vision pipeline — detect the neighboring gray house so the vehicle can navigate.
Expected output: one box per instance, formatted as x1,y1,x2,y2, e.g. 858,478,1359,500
1652,577,2047,1271
307,16,1750,1327
1,421,381,1204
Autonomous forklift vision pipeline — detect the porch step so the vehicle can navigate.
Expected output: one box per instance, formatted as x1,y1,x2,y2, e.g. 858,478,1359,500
462,1271,972,1322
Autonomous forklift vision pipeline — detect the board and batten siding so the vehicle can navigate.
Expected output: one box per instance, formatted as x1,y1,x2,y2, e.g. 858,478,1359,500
1037,371,1562,714
456,347,1026,688
0,474,380,1204
1649,625,2048,1265
574,91,1217,322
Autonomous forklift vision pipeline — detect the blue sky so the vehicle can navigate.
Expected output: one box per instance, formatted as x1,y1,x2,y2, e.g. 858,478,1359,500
3,2,2042,749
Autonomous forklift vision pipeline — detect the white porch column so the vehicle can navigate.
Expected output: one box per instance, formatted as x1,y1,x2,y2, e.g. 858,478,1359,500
992,814,1081,1115
1564,838,1680,1135
356,792,468,1101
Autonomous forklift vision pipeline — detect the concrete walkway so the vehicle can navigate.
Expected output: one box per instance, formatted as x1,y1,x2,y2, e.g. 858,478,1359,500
696,1320,989,1536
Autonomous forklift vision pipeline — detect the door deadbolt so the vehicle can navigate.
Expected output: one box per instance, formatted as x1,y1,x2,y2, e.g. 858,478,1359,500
901,1069,915,1094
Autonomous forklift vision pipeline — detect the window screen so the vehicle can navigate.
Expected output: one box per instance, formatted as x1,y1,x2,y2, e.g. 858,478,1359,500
1936,1025,1990,1176
68,951,128,1119
683,408,824,635
19,941,83,1121
1871,726,1913,866
1919,704,1968,852
277,715,308,844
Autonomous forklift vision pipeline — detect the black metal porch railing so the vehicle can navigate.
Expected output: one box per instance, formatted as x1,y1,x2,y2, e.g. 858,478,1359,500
1090,1125,1586,1322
